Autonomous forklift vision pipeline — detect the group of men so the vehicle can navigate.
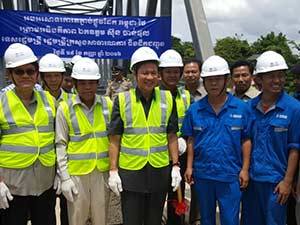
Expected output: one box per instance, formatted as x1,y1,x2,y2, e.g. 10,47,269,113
0,41,299,225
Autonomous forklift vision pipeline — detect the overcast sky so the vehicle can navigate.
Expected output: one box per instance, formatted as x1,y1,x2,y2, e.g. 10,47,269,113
168,0,300,45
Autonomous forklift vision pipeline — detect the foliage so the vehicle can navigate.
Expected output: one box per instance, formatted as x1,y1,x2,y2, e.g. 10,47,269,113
214,37,253,66
252,32,297,65
171,36,195,60
172,32,299,93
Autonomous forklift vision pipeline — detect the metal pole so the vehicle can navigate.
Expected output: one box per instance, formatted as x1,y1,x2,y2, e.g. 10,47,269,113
184,0,214,61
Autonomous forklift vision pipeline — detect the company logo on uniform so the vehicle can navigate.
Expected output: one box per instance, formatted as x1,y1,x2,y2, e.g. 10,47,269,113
275,114,288,119
229,114,242,118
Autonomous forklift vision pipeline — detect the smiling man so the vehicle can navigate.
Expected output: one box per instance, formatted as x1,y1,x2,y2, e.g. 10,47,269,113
0,43,57,225
108,47,181,225
242,51,300,225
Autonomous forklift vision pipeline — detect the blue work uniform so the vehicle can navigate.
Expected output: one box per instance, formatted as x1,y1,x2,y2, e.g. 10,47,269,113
181,93,252,225
242,91,300,225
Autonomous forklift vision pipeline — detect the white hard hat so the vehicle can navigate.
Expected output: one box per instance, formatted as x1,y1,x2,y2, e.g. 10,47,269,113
159,49,183,68
4,43,38,68
255,50,288,74
71,57,101,80
201,55,230,77
39,53,66,73
130,47,159,71
71,55,82,64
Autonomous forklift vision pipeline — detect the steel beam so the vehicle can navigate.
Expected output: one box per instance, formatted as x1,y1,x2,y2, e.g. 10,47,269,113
146,0,157,16
160,0,171,16
184,0,214,61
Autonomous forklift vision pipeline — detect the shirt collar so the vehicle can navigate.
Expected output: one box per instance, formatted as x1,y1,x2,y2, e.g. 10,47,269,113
197,93,236,112
72,94,101,108
250,91,286,110
159,84,178,97
135,87,156,102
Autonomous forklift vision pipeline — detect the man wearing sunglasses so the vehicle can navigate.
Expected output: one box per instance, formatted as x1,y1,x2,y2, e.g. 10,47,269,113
0,43,57,225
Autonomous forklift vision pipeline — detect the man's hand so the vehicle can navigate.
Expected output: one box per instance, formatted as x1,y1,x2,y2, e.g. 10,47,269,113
274,180,292,204
239,169,249,189
0,182,13,209
53,174,62,195
108,170,123,196
171,166,182,192
61,178,78,202
184,167,194,185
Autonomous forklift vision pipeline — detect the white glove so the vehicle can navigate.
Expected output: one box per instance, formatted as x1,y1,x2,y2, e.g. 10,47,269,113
108,170,123,196
178,137,187,156
53,174,62,195
171,166,182,192
0,181,13,209
61,178,78,202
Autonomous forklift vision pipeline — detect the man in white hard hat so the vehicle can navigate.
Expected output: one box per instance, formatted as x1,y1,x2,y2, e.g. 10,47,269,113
108,46,182,225
39,53,75,225
0,43,57,225
182,55,252,225
40,53,75,104
158,49,191,225
242,51,300,225
55,57,112,225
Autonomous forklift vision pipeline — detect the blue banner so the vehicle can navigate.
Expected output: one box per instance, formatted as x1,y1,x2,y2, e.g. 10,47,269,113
0,10,171,59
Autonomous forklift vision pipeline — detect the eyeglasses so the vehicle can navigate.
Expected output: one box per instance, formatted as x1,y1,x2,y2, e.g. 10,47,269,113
13,69,36,76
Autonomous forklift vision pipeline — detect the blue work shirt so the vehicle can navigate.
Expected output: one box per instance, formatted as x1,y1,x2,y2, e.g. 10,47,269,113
181,93,252,182
249,91,300,183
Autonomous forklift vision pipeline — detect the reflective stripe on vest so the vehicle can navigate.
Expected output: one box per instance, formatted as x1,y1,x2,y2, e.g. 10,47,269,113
119,88,172,170
176,88,190,136
65,95,110,175
0,91,55,168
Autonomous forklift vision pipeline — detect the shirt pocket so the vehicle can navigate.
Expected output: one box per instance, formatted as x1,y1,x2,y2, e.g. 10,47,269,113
269,120,289,133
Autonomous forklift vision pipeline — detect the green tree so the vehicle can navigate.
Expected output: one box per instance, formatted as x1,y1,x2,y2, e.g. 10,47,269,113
251,32,297,65
214,37,252,66
171,36,195,60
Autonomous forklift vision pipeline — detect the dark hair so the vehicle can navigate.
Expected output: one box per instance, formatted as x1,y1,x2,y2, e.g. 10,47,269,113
290,62,300,76
183,58,202,70
230,60,254,74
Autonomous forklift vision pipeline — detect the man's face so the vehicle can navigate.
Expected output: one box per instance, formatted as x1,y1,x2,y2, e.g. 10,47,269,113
231,65,253,95
257,70,286,94
294,75,300,93
183,62,200,85
160,67,181,90
8,64,38,91
135,62,159,95
62,76,74,92
203,75,227,97
112,69,123,81
76,80,98,103
43,72,63,91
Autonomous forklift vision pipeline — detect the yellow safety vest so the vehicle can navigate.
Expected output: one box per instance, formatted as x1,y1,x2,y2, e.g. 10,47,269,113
60,95,112,175
0,90,56,168
119,87,173,170
176,88,190,136
62,90,76,101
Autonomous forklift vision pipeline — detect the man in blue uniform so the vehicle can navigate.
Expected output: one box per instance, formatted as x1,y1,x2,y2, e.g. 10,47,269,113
182,55,252,225
242,51,300,225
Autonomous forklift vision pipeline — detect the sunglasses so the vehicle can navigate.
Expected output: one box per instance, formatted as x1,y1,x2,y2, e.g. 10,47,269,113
13,69,36,76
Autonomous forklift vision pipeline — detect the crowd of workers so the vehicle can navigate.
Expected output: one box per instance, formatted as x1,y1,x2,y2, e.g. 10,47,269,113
0,42,300,225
